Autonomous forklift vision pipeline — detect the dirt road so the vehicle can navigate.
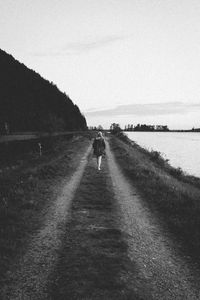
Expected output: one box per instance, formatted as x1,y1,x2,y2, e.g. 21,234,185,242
2,139,200,299
106,141,200,299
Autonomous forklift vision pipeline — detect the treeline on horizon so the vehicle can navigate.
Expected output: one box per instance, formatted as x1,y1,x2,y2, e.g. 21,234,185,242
124,123,169,131
123,124,200,132
89,124,200,132
0,49,87,134
88,124,169,132
108,123,170,132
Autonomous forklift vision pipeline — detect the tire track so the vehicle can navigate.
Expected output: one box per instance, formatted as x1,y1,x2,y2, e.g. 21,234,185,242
48,151,144,300
106,140,199,299
3,145,91,300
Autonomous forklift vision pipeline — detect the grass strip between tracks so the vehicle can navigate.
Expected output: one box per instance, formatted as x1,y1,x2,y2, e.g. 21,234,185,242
48,153,145,300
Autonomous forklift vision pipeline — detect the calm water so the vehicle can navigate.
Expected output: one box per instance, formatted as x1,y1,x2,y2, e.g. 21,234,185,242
126,132,200,178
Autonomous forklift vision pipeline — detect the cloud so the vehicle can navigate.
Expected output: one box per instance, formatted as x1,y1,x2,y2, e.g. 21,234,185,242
31,34,127,57
63,35,127,53
85,102,200,117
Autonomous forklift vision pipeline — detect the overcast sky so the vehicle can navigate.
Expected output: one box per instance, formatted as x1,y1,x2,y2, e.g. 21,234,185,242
1,0,200,129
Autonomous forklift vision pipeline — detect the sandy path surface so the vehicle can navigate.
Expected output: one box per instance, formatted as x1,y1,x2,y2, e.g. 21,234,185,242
3,145,91,300
106,141,200,300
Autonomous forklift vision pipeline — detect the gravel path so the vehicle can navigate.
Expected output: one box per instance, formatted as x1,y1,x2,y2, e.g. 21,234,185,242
106,141,200,299
3,145,91,300
2,139,200,299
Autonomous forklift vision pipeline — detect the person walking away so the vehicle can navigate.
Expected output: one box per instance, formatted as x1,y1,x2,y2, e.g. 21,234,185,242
92,131,106,170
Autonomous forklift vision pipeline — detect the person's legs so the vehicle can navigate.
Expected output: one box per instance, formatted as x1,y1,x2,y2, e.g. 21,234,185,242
97,155,102,170
96,156,99,168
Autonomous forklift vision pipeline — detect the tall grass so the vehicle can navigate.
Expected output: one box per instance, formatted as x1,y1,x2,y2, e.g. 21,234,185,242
110,133,200,268
0,135,90,287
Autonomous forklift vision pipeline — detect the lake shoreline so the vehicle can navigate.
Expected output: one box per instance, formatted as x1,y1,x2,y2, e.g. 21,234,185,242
109,132,200,273
125,130,200,177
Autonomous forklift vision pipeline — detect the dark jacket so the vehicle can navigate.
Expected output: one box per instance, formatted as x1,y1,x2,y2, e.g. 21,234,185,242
93,137,106,156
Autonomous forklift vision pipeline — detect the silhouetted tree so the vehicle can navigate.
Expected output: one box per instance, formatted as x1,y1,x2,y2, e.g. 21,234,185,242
110,123,122,134
97,125,103,131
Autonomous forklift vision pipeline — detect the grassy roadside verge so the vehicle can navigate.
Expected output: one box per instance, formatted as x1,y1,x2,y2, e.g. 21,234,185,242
109,133,200,269
0,133,91,287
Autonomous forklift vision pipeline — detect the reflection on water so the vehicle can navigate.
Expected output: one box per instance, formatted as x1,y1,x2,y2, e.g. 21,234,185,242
127,132,200,178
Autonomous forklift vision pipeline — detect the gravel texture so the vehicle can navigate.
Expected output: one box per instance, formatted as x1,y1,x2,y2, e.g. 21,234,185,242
2,138,200,299
106,140,200,299
3,145,91,300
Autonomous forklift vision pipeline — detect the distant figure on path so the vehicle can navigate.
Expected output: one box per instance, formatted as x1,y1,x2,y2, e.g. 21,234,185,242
92,131,106,170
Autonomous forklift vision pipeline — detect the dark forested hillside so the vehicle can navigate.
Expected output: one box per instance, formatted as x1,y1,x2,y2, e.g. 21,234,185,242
0,49,87,133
